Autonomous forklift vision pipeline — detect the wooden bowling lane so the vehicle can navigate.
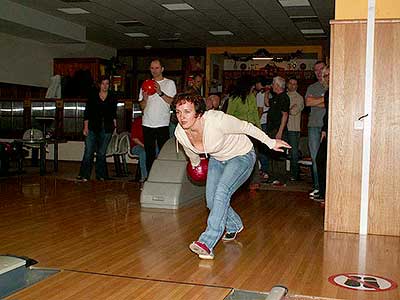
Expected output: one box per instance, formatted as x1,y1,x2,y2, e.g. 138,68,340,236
0,172,399,300
5,270,232,300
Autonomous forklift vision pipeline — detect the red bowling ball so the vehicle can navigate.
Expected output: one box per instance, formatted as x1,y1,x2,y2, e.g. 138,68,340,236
187,158,208,183
141,79,157,95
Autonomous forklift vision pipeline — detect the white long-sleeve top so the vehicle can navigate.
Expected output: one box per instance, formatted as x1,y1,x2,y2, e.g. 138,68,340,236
174,110,276,166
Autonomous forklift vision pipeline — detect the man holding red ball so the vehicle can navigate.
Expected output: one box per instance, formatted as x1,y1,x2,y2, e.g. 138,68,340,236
139,58,176,174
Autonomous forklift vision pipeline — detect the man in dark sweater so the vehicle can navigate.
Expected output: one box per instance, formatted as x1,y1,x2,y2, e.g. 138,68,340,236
315,66,330,202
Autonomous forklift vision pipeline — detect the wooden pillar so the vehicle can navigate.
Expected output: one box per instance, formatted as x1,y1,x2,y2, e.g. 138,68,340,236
325,19,400,236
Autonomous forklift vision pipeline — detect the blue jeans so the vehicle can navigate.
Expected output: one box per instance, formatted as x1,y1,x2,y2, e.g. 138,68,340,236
287,131,300,179
258,124,269,173
199,149,256,253
79,129,112,179
308,127,322,189
131,145,147,181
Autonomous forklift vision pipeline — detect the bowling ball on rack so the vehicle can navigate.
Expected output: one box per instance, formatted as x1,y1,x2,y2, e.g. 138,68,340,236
141,79,157,95
187,158,208,183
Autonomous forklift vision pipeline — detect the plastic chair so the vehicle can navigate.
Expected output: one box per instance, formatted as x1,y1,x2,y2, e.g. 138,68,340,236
22,129,44,167
127,151,142,182
114,132,130,176
105,133,120,176
22,129,44,142
106,133,119,157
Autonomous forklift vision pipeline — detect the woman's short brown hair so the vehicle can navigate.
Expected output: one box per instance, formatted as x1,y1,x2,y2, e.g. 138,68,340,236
173,93,206,116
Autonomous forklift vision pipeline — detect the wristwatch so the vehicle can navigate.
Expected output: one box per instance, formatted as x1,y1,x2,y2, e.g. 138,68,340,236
158,91,165,97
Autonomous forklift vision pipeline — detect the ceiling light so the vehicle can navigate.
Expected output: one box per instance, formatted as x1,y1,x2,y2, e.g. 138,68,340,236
124,33,149,37
289,15,317,19
57,7,90,14
209,31,233,36
304,35,328,39
116,20,145,27
59,0,90,2
161,3,194,11
300,29,324,34
158,37,182,42
278,0,310,7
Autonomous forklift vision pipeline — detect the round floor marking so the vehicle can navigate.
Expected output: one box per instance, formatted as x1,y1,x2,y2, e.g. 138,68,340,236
328,273,397,292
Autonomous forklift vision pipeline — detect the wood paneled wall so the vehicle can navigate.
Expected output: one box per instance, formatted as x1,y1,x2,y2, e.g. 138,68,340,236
326,20,400,236
369,21,400,236
325,22,366,233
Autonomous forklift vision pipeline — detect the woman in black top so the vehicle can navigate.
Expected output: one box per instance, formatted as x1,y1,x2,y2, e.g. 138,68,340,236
77,76,117,181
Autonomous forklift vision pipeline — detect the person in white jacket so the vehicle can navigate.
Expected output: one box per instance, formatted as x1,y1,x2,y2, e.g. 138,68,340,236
174,93,290,260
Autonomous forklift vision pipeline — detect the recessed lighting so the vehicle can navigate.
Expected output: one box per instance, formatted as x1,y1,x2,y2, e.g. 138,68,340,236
57,7,90,14
158,37,182,42
278,0,310,7
289,15,317,19
209,31,233,36
300,29,324,34
304,35,328,39
161,3,194,11
116,20,145,27
59,0,91,2
124,33,149,37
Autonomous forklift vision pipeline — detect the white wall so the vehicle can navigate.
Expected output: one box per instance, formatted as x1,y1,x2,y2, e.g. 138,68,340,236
0,32,116,87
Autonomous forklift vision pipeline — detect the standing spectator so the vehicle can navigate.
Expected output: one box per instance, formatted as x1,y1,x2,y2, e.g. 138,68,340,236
305,61,327,197
226,75,260,128
205,94,221,110
287,77,304,181
314,66,330,202
139,58,177,174
255,75,271,181
76,76,117,182
226,75,261,189
266,76,290,186
130,116,147,184
187,73,203,96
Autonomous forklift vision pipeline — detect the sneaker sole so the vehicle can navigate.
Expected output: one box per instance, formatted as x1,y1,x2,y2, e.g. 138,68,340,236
198,253,214,260
222,226,244,242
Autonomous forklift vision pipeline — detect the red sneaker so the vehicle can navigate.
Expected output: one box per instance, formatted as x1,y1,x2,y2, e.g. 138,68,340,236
189,241,214,260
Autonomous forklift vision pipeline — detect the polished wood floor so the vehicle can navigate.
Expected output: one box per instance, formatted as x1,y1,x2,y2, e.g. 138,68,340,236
0,163,399,300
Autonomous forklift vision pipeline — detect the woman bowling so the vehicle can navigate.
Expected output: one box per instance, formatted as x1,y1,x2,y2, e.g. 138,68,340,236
173,93,290,260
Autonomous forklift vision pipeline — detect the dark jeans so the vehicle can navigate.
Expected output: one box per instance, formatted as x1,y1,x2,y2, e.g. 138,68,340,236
316,138,327,197
79,129,112,179
142,125,170,173
258,123,269,173
266,127,288,183
287,131,300,179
